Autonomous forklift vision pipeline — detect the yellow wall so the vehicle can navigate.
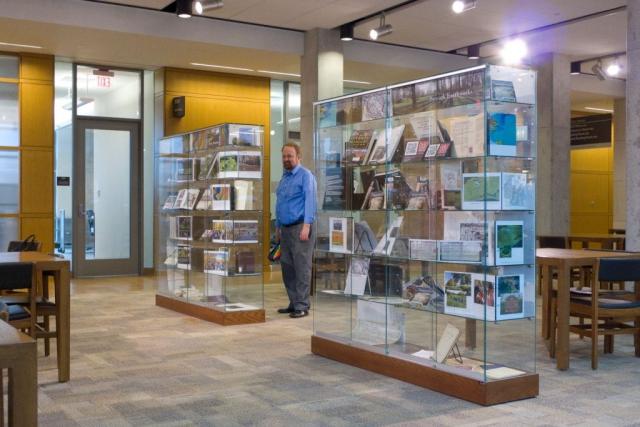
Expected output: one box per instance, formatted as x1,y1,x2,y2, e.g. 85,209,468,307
162,68,271,268
569,115,614,234
0,53,54,252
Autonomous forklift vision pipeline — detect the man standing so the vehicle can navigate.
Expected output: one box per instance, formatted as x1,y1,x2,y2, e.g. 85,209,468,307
275,142,317,318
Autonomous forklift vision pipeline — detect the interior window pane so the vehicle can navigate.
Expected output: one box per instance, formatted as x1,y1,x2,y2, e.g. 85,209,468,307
0,83,19,147
0,150,19,213
76,65,141,119
0,55,19,79
0,217,18,250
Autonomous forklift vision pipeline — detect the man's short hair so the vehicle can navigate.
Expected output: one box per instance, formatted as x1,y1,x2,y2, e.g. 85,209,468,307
282,142,301,156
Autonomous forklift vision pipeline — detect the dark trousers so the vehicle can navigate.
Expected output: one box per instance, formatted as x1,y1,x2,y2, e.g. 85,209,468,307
280,223,314,311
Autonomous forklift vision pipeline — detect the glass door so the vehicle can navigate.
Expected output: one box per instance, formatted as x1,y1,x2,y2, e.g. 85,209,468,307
73,119,140,276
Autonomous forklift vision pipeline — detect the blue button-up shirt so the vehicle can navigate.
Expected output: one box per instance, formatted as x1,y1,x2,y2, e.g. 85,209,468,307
276,164,317,227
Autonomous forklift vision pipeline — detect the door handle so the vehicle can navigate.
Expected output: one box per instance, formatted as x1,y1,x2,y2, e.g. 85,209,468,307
78,203,86,217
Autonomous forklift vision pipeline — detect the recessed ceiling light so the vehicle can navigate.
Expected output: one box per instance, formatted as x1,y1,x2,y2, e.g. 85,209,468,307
190,62,253,72
257,70,301,77
344,79,371,85
570,61,581,75
340,24,354,41
177,0,192,18
584,106,614,113
452,0,477,14
467,44,480,60
0,41,42,49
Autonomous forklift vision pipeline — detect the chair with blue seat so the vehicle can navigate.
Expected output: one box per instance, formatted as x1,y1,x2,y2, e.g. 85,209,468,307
567,257,640,369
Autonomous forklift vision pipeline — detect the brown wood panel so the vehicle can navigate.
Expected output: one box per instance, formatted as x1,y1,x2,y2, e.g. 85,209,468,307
311,335,538,406
156,294,265,325
20,54,54,82
165,68,269,100
20,82,54,148
21,149,53,214
20,215,54,252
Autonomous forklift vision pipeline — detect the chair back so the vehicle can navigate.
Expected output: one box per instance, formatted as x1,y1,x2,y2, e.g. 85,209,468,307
0,262,35,291
7,234,41,252
538,235,567,249
597,258,640,283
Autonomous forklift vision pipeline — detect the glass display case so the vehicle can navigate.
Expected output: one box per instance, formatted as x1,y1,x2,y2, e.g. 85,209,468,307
155,123,265,325
311,65,538,405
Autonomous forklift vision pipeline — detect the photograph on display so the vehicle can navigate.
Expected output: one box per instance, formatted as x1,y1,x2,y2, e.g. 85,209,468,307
403,275,443,311
444,271,472,313
473,279,495,307
491,79,517,102
345,129,375,164
217,151,239,178
174,159,195,182
385,173,413,209
322,153,345,210
391,85,416,116
407,177,431,210
317,101,337,128
361,91,386,121
436,69,484,109
233,220,259,243
229,125,260,146
502,173,534,210
336,96,362,125
204,250,229,276
176,244,191,269
198,155,215,180
329,217,351,253
495,220,524,265
234,180,255,210
344,256,369,296
211,220,234,243
414,80,438,111
176,216,192,240
238,151,262,178
439,240,483,263
211,184,231,210
488,112,517,156
497,274,524,319
409,239,437,261
461,173,501,210
205,126,224,148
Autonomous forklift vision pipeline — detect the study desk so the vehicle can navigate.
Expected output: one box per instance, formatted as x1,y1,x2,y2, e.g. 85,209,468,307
0,252,70,382
567,234,625,250
537,248,640,370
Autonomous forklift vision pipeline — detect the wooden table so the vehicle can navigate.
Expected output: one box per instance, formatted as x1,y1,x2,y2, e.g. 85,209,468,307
567,234,625,250
537,248,640,370
0,252,70,382
0,319,37,426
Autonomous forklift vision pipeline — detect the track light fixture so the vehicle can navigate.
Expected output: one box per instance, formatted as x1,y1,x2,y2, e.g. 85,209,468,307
176,0,192,18
570,61,581,75
467,44,480,59
369,14,393,40
194,0,223,15
606,58,621,77
340,23,354,41
500,38,527,65
591,60,606,81
452,0,477,14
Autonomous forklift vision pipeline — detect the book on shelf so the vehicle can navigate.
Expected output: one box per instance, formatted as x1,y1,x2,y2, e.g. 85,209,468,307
402,275,443,311
198,155,216,180
235,249,257,275
204,250,229,276
409,111,437,139
488,112,517,156
176,216,193,240
200,229,213,241
329,217,352,253
175,159,197,182
173,189,187,209
366,124,405,165
344,256,369,296
501,172,534,210
211,220,234,243
176,244,191,269
233,220,259,243
461,172,501,210
495,220,524,265
196,188,212,210
345,129,375,164
211,184,232,210
162,193,177,210
491,79,517,103
181,188,201,210
233,180,256,210
361,91,386,121
406,176,431,210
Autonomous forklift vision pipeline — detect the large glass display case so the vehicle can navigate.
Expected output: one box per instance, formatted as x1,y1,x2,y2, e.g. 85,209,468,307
312,65,538,405
155,123,265,325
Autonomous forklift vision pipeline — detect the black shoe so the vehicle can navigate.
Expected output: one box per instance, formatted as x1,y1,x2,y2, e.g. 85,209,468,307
289,310,309,318
277,307,294,314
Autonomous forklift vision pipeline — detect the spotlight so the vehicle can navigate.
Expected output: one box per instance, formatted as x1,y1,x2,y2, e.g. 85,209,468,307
591,60,606,81
452,0,477,14
500,38,527,65
606,59,621,77
193,0,223,15
467,44,480,60
176,0,192,18
570,61,581,75
340,23,354,41
369,14,392,40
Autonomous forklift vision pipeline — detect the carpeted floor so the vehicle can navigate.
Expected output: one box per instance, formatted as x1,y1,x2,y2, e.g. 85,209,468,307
31,273,640,426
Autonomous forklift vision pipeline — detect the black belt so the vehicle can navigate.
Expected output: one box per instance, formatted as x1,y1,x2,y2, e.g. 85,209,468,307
282,220,304,228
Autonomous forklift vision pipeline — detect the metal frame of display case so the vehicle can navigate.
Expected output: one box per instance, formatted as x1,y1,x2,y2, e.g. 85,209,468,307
311,65,538,405
154,123,265,326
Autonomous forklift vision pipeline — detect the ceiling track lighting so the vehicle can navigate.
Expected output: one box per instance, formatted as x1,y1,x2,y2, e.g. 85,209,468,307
591,60,606,81
606,58,621,77
369,13,393,41
467,44,480,59
452,0,477,14
176,0,192,18
194,0,223,15
500,38,527,65
570,61,581,75
340,23,354,41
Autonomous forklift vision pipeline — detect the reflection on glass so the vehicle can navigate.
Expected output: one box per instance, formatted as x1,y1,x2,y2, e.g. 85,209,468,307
0,151,19,213
0,55,18,79
286,82,301,138
269,80,284,225
0,83,19,147
76,66,141,119
0,217,18,251
54,61,73,259
84,129,131,259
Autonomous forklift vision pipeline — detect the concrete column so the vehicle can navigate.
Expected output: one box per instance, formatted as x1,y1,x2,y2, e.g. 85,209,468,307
626,0,640,251
613,98,626,229
300,28,343,169
535,53,572,236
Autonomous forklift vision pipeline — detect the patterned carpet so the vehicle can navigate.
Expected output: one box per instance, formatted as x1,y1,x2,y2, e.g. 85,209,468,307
30,273,640,426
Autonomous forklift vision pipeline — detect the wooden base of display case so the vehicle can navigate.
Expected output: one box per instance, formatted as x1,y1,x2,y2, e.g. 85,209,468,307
311,335,538,406
156,294,265,326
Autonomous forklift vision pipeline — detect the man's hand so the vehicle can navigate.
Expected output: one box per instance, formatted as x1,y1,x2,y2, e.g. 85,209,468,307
275,227,281,243
299,224,310,241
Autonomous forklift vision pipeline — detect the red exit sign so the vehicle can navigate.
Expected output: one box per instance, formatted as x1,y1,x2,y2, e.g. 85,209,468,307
97,76,111,88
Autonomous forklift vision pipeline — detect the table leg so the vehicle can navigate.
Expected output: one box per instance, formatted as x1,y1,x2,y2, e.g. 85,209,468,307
8,349,37,427
541,264,552,339
556,263,570,370
55,267,70,382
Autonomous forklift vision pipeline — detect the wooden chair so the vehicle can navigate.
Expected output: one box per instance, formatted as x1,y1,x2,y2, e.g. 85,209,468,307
554,257,640,369
0,262,37,338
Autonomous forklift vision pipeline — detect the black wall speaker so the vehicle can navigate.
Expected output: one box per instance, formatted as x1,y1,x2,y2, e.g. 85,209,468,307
172,96,185,118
